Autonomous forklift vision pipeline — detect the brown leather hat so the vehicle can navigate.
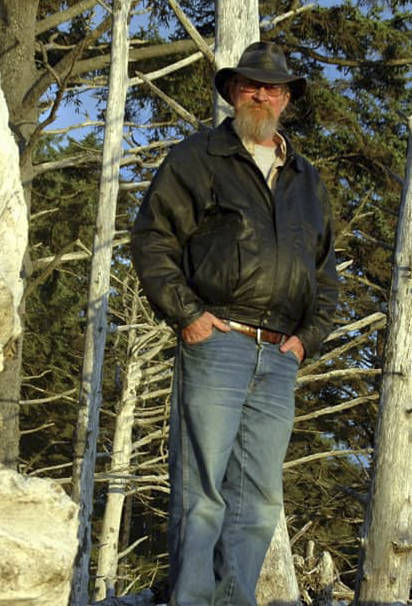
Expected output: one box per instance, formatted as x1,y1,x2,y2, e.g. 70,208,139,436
215,42,306,104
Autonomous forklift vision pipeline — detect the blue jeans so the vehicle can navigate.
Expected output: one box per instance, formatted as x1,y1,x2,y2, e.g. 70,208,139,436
168,328,298,606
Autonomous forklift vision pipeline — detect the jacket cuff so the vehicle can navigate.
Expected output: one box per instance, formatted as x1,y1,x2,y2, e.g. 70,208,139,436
294,328,320,360
178,308,206,330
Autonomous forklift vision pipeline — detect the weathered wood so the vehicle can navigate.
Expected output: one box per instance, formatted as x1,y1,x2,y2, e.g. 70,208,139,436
354,116,412,603
316,551,334,606
167,0,214,64
94,290,142,600
70,1,132,604
256,509,300,605
213,0,260,125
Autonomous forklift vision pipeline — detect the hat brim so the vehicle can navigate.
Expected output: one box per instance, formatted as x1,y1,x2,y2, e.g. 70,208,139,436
215,67,306,104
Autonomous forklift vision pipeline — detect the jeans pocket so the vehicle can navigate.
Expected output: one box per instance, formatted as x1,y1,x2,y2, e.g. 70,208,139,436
285,349,300,365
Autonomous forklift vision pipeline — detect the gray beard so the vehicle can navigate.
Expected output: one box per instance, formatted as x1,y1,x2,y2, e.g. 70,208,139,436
233,102,279,143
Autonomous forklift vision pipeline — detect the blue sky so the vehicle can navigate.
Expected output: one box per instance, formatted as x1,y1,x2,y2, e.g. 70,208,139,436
44,0,348,137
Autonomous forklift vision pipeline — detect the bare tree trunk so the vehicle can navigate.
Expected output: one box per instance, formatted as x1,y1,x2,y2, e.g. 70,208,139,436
95,301,173,599
354,115,412,604
70,2,132,604
94,294,141,601
213,0,260,126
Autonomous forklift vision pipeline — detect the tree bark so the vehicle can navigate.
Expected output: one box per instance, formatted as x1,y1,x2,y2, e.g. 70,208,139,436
213,0,259,125
354,116,412,604
0,0,39,469
70,1,132,604
0,0,39,149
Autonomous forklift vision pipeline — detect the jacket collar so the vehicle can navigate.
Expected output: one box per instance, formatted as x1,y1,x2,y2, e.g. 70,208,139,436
207,117,303,172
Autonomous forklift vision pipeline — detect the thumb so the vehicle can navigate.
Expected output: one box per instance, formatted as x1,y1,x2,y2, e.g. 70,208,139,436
211,316,231,332
279,335,296,353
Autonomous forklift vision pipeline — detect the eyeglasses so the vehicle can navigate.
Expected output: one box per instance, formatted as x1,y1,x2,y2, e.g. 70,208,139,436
236,79,288,97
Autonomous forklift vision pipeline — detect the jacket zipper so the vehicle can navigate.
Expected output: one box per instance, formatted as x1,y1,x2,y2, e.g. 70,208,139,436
239,150,295,323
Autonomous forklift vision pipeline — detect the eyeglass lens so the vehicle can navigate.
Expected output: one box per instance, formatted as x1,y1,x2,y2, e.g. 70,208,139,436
239,80,285,96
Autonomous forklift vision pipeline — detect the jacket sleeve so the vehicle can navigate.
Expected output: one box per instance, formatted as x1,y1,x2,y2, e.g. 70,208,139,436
131,153,205,330
295,183,339,358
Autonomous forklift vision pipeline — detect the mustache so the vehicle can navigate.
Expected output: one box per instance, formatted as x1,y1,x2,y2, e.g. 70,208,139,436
243,100,272,110
239,101,276,118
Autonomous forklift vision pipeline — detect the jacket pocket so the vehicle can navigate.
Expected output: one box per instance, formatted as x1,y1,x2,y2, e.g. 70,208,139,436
184,213,242,304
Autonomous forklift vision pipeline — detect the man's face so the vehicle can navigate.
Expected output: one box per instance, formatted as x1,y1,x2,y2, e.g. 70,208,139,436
229,76,290,143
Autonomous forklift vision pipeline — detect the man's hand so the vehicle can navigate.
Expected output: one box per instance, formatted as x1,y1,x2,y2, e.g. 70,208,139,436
181,312,231,344
279,335,305,363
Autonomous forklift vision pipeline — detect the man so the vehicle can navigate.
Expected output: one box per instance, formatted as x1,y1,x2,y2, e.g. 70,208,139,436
131,42,339,606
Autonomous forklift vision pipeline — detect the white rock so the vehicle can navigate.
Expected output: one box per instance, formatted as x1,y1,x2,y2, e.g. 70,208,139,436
0,81,28,372
0,467,79,605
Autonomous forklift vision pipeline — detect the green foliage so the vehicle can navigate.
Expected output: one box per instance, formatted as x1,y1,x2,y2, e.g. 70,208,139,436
21,132,129,474
21,134,100,470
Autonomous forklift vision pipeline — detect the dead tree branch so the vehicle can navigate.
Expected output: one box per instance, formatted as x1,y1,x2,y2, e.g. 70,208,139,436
135,71,203,129
167,0,215,64
296,368,381,386
294,394,379,424
262,4,315,28
284,448,373,470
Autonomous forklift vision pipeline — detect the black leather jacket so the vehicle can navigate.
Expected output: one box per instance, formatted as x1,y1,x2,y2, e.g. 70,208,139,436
131,118,339,358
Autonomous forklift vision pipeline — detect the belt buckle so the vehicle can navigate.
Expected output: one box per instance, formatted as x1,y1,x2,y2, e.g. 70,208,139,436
256,327,262,345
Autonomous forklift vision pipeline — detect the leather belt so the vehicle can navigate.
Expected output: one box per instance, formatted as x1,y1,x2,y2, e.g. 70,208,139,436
227,320,288,345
